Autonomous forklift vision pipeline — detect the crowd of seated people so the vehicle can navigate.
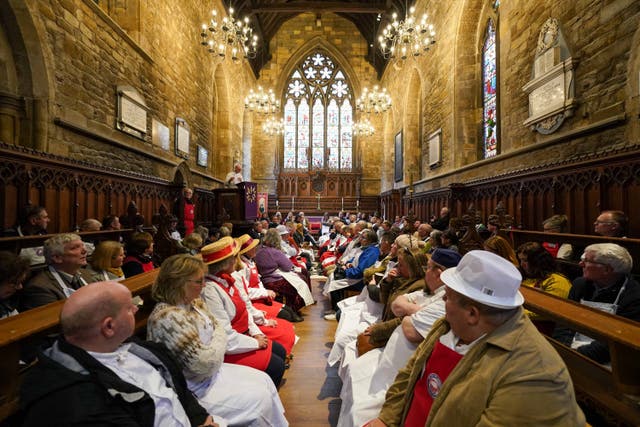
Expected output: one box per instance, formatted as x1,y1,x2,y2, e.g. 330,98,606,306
3,201,639,426
313,208,637,426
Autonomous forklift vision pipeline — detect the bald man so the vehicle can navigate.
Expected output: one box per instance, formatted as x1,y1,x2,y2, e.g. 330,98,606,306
21,281,220,427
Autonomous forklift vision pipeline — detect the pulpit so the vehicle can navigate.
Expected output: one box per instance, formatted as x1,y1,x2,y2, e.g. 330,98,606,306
212,181,258,224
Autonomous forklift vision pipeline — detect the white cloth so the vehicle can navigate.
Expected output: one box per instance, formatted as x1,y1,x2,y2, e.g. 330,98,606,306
89,344,191,427
225,171,243,185
277,269,315,306
327,287,383,367
200,278,260,354
189,362,287,427
322,248,363,296
280,241,298,258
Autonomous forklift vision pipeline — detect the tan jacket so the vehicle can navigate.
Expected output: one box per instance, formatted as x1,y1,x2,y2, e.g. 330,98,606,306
379,308,585,427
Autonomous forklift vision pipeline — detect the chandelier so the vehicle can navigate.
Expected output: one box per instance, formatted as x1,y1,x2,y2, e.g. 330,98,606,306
262,117,284,135
379,6,436,61
245,86,280,114
356,85,392,114
352,119,375,137
199,7,258,62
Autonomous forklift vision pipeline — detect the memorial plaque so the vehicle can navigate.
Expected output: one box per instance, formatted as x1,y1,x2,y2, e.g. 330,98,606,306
116,86,148,140
152,119,170,150
175,118,190,159
529,73,565,117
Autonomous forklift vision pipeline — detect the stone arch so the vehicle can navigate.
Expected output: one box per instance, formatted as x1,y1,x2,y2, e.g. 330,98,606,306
452,0,486,167
382,108,395,190
403,67,422,184
213,64,232,180
276,35,362,99
0,0,51,149
173,161,192,188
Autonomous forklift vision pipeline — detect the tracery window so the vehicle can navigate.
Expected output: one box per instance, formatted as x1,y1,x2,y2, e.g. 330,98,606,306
283,51,353,171
482,18,498,158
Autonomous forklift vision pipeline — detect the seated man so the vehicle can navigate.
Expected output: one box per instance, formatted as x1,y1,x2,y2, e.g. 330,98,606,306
554,243,640,364
367,250,585,427
3,205,51,265
20,281,220,426
20,233,95,311
594,210,628,238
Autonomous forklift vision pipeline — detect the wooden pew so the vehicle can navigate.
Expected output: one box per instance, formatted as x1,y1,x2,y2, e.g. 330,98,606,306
0,269,158,423
521,286,640,425
0,229,135,254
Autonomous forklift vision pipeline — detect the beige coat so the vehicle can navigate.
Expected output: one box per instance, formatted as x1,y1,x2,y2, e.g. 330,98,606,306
378,308,585,427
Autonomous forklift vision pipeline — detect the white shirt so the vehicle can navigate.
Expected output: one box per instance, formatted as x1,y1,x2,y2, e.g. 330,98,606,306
89,344,191,427
225,171,243,186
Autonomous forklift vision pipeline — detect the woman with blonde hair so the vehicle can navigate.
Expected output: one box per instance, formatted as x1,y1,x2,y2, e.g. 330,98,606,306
542,214,573,259
483,235,519,266
88,240,125,281
147,253,287,426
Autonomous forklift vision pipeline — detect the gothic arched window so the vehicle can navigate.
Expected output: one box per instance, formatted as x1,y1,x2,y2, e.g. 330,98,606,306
482,18,498,158
283,51,353,171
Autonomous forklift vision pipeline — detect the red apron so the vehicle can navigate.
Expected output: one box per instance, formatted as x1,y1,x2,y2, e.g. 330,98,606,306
404,341,464,427
212,273,272,371
542,241,559,258
183,201,195,236
238,269,295,355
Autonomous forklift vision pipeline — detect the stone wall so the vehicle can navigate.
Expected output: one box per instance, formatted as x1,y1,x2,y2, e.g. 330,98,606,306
1,0,255,189
253,12,381,195
380,0,640,200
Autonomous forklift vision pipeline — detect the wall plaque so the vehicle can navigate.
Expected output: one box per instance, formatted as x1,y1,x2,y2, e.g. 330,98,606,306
175,118,190,159
152,119,170,151
428,129,442,168
522,18,578,134
116,86,148,140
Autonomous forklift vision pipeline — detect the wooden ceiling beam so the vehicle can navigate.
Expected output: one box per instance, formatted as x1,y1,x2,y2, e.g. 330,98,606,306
250,2,387,15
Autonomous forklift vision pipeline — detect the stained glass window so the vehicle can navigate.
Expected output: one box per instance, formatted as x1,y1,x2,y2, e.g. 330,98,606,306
482,19,498,159
282,51,353,171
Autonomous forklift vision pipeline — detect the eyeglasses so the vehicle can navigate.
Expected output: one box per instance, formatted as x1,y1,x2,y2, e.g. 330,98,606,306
186,277,205,285
594,220,616,225
579,256,607,267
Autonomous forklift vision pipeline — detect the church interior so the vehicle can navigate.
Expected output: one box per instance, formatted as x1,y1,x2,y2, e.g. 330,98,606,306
1,0,640,426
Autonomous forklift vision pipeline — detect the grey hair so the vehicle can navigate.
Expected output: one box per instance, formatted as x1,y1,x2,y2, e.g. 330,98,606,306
584,243,633,274
262,228,282,250
44,233,82,264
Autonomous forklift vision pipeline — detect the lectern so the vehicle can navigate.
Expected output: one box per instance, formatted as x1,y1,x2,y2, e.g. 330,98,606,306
212,181,258,223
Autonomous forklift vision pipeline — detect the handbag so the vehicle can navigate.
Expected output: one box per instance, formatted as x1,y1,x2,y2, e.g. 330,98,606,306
333,264,346,280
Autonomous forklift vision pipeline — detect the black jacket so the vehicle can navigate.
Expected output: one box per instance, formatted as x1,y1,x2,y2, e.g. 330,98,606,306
553,275,640,363
20,337,209,427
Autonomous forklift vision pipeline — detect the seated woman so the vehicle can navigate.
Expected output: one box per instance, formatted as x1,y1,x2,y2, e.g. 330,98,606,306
235,234,302,322
483,235,519,266
233,234,297,355
327,237,426,369
200,237,287,388
0,251,30,319
147,254,288,426
517,241,572,335
542,214,573,259
88,240,125,281
122,232,155,277
254,229,314,315
323,229,381,320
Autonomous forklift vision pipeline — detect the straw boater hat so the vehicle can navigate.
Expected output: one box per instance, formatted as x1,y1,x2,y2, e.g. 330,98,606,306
236,234,259,256
201,236,237,265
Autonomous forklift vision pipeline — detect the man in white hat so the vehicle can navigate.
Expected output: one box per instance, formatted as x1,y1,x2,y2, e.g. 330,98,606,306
366,250,585,427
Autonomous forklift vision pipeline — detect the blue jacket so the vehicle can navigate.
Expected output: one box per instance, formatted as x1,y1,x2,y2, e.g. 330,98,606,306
345,245,380,279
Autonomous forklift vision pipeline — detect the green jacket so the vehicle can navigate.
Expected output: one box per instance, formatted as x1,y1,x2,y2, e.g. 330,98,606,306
379,308,585,427
370,278,425,346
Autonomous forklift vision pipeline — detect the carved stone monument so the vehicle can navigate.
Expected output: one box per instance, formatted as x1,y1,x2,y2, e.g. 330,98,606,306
522,18,578,134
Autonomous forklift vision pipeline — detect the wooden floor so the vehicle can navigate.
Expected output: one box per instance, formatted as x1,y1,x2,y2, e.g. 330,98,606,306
279,276,342,427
